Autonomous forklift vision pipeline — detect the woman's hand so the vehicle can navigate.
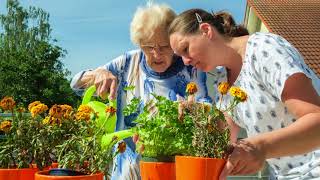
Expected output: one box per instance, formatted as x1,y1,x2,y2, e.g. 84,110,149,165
219,139,266,180
92,68,118,100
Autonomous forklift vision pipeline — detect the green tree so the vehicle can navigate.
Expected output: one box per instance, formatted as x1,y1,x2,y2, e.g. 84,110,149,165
0,0,80,107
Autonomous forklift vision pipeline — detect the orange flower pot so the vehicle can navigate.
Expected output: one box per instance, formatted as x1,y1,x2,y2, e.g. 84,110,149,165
175,156,226,180
0,163,59,180
35,170,104,180
140,161,175,180
0,168,38,180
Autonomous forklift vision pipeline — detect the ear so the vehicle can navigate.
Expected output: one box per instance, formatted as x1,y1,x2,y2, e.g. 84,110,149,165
199,23,215,39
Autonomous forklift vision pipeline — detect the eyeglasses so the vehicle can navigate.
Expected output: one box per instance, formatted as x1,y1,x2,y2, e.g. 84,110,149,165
141,44,172,54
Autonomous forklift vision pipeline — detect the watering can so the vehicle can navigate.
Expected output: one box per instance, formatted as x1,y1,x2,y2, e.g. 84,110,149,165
82,85,134,149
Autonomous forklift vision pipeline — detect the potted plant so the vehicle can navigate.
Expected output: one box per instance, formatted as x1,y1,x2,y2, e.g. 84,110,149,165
175,82,247,180
125,92,194,180
0,97,60,180
35,85,133,180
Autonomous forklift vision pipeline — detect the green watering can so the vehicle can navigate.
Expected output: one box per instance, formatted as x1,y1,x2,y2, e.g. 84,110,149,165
82,85,134,150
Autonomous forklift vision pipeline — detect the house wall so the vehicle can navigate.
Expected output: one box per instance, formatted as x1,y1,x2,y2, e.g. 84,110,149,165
245,6,269,34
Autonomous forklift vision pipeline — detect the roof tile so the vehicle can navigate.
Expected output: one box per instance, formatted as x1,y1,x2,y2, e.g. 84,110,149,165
247,0,320,76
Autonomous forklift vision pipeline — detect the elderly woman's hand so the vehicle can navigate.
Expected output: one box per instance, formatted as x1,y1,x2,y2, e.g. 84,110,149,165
91,68,118,100
219,139,266,180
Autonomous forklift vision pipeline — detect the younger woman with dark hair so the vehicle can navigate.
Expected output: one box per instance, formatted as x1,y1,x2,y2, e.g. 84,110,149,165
169,8,320,179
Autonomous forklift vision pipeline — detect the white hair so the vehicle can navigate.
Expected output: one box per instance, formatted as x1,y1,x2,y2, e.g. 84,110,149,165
130,3,176,45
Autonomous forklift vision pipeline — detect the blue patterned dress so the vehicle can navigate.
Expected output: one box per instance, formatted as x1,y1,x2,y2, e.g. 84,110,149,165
71,49,224,180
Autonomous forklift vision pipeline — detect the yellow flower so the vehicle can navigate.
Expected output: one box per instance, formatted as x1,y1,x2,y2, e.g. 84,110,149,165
117,141,126,153
229,87,248,102
105,106,116,116
76,105,93,121
30,103,48,117
186,82,198,95
28,101,41,112
42,116,51,125
218,82,230,95
0,96,16,111
0,120,12,133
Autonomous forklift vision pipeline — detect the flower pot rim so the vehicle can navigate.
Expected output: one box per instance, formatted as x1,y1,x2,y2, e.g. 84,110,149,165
175,155,226,161
0,168,38,170
142,156,175,162
36,170,103,178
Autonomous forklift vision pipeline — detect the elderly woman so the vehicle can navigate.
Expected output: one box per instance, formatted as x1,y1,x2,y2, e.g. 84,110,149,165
71,4,225,179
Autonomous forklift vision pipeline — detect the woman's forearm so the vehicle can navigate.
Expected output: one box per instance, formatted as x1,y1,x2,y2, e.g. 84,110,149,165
248,112,320,159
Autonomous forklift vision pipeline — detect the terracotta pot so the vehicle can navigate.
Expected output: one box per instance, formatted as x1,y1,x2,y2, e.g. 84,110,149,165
35,170,103,180
140,160,175,180
0,168,38,180
0,163,59,180
175,156,226,180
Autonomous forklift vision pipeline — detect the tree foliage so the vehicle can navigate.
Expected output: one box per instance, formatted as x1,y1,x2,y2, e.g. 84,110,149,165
0,0,80,107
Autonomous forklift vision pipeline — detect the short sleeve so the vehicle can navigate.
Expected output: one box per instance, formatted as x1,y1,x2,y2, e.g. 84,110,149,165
250,33,318,99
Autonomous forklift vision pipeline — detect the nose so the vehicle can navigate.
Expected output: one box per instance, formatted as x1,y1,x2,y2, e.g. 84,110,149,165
151,49,162,59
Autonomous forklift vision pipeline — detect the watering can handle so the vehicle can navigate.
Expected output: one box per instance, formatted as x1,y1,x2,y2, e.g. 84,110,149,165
82,85,97,105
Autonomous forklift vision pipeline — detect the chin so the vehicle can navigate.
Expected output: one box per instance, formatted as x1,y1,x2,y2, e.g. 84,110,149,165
152,65,169,73
198,65,213,72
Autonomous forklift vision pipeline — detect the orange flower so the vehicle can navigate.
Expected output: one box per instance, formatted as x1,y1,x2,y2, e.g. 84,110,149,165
105,106,116,116
218,82,230,95
28,101,41,112
0,96,16,111
0,120,12,133
60,105,73,119
76,105,93,121
229,87,247,102
30,103,48,117
117,141,126,153
186,82,198,95
49,104,63,118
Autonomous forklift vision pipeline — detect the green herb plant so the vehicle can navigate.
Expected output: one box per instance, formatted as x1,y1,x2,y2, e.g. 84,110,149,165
124,93,194,161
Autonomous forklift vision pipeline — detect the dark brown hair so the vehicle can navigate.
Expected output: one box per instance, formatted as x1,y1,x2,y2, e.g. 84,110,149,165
168,9,248,37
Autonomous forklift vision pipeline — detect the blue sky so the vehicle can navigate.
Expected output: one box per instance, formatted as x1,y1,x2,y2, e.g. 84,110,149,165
0,0,246,77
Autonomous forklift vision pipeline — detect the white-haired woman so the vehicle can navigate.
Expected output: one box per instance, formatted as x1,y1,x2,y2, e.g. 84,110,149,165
70,4,225,179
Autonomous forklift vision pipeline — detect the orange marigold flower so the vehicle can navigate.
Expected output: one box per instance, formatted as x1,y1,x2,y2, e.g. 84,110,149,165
30,103,48,117
60,105,73,119
229,87,248,102
117,141,126,153
0,96,16,111
76,105,93,121
105,106,116,116
218,82,230,95
49,104,63,118
28,101,41,112
0,120,12,133
186,82,198,95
